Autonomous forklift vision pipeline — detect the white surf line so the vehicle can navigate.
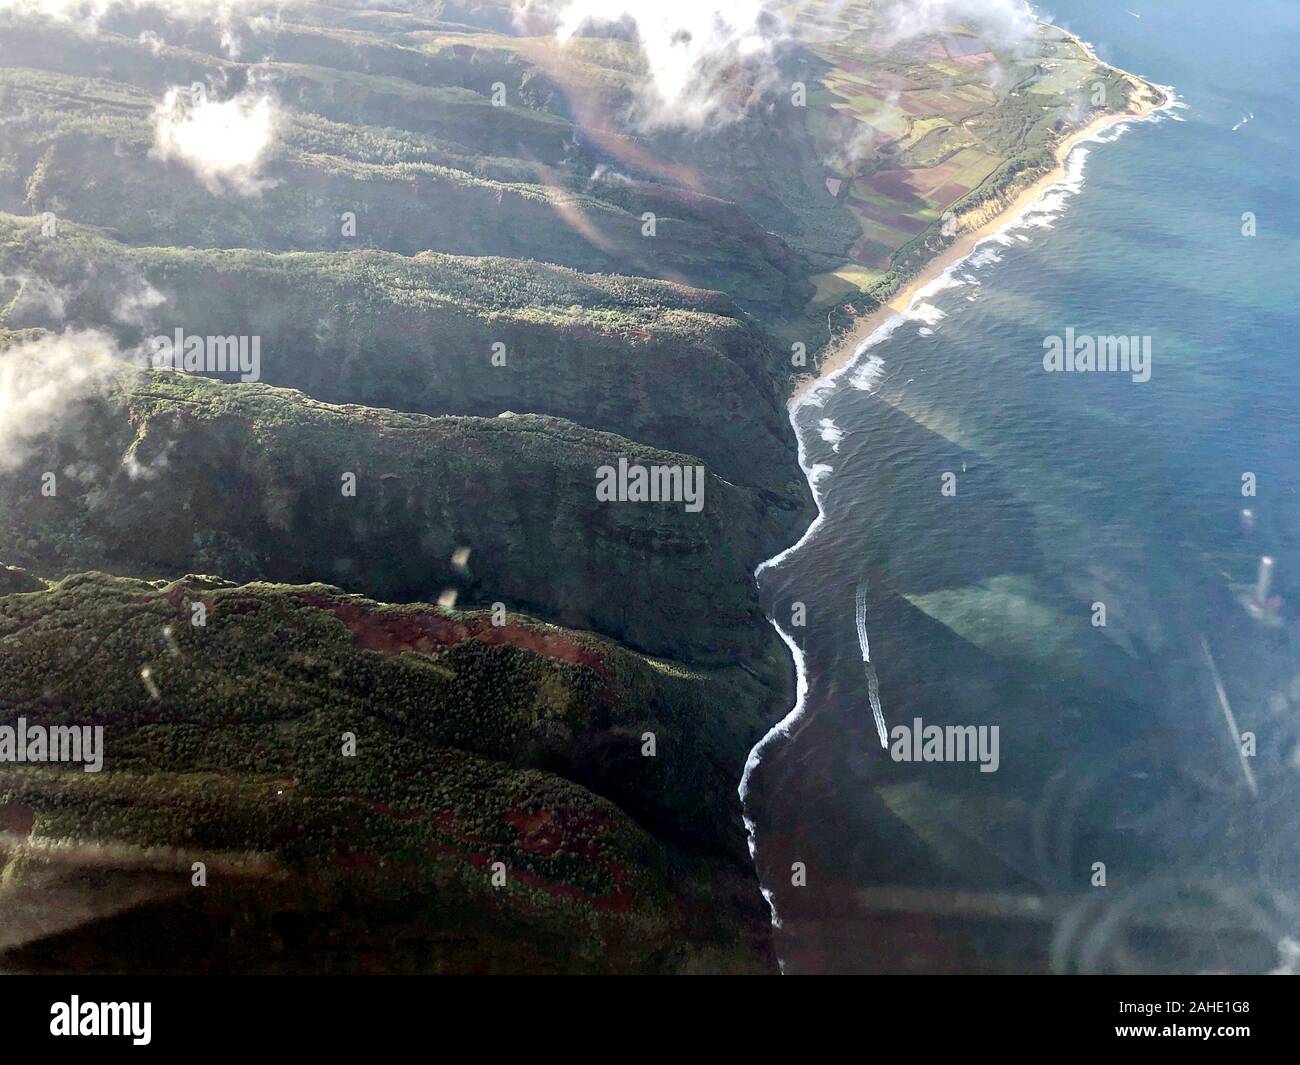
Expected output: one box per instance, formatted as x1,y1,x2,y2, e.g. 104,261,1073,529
739,373,826,958
1200,635,1259,799
855,580,870,661
856,581,890,748
738,619,806,944
866,667,888,751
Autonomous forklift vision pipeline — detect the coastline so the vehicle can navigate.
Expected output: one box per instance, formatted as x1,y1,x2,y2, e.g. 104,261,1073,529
743,31,1177,970
793,66,1173,404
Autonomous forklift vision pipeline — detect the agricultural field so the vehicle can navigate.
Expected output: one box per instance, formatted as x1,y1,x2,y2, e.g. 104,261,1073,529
787,0,1135,308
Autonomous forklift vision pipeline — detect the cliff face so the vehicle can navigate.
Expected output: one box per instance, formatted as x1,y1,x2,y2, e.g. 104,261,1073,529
0,367,791,669
0,370,797,968
0,218,800,491
0,1,817,972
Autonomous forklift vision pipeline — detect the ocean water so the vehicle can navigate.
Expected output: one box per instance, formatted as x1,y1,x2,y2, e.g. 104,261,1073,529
746,0,1300,973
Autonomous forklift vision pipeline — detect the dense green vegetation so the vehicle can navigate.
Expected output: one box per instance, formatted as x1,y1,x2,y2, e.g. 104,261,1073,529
0,56,810,319
0,572,773,972
0,213,801,489
0,0,874,974
0,365,797,666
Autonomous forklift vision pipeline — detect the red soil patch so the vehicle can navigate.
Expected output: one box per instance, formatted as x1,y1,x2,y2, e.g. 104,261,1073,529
507,807,559,851
0,802,36,837
866,169,930,204
361,799,633,913
849,235,897,267
296,592,609,678
504,804,615,862
933,182,972,206
849,197,930,234
895,94,935,117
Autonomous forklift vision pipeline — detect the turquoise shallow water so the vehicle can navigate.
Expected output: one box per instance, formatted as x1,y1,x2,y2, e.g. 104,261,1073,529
747,0,1300,973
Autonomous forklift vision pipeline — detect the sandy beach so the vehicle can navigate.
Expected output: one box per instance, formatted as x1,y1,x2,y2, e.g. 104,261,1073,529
793,51,1173,403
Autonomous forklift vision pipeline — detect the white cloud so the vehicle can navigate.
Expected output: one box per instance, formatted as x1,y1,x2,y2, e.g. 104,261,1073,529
1,260,165,332
0,0,276,28
0,329,132,471
823,113,881,171
0,1,281,59
0,273,67,321
152,87,280,196
517,0,793,131
873,0,1040,55
112,279,166,326
517,0,1044,131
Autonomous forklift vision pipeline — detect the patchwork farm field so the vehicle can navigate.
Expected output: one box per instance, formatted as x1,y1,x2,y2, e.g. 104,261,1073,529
787,0,1137,308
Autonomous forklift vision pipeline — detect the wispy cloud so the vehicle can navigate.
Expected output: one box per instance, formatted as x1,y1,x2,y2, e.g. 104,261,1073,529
0,0,282,59
152,86,280,196
516,0,793,131
0,0,275,28
872,0,1040,55
516,0,1044,132
0,329,132,471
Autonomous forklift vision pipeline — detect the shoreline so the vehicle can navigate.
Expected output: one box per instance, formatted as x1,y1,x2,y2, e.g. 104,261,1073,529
743,28,1177,967
792,59,1173,404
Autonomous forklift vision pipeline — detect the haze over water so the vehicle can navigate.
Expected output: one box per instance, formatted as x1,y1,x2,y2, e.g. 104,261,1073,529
747,0,1300,974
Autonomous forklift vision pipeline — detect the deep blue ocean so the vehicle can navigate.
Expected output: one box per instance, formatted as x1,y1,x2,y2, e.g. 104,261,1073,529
747,0,1300,973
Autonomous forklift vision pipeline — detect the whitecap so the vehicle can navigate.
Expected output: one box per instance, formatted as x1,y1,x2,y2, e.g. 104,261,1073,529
818,417,844,451
849,354,886,392
908,302,947,326
968,245,1004,269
